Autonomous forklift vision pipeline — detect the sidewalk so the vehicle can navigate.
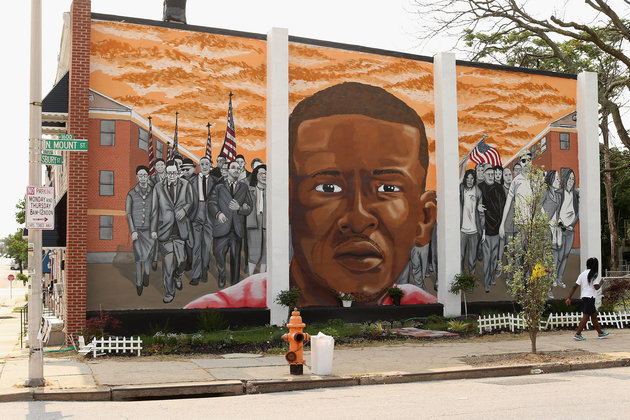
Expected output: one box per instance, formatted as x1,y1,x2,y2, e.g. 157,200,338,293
1,295,629,401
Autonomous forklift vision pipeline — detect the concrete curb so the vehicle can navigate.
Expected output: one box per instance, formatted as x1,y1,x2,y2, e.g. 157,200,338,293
111,381,244,401
2,358,629,402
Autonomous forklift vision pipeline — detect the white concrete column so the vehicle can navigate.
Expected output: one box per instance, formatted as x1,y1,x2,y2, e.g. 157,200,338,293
266,27,290,326
577,72,601,276
433,53,461,317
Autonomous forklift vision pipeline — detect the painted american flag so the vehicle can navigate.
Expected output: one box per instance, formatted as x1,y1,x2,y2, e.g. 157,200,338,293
205,122,213,167
219,92,237,162
469,138,502,167
147,116,156,175
168,111,179,161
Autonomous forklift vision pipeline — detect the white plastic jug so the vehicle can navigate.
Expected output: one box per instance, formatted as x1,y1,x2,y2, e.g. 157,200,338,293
310,332,334,375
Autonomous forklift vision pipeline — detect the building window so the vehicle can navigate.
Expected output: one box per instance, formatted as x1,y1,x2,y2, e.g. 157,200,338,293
100,120,115,146
138,127,148,151
560,132,570,150
99,170,114,196
531,144,537,159
99,215,113,240
540,137,547,153
156,141,164,159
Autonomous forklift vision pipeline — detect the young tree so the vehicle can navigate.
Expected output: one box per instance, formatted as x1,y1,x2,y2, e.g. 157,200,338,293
503,167,555,354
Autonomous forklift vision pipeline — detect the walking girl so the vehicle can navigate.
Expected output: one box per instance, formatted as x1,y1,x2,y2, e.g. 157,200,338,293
565,257,610,341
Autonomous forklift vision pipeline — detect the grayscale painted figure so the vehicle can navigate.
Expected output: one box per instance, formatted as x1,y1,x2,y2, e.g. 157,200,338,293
189,156,216,286
209,160,253,288
151,160,193,303
126,165,155,296
246,164,267,275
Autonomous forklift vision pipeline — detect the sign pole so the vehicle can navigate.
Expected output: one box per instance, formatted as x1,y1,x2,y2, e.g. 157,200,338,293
26,0,44,387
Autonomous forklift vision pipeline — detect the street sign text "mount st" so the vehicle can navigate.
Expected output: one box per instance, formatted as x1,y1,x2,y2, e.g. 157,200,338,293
45,139,88,151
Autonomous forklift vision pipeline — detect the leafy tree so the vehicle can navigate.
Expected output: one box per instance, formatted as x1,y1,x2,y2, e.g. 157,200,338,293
4,231,27,273
503,168,555,354
15,198,25,225
410,0,630,270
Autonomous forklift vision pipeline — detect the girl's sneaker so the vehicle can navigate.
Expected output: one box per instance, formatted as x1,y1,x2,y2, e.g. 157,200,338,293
598,331,610,339
573,334,586,341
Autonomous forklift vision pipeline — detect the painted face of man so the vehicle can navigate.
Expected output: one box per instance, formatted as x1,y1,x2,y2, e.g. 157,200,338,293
513,163,523,177
155,160,165,174
199,158,211,175
136,169,149,188
227,161,240,181
166,165,178,185
290,114,435,303
503,168,513,184
236,157,246,172
475,164,486,183
519,153,532,171
484,169,495,185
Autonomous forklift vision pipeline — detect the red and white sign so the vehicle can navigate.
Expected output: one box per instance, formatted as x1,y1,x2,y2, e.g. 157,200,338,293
26,186,55,230
8,274,15,282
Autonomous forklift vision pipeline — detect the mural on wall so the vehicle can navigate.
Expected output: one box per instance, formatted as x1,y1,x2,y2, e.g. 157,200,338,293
89,19,268,309
87,16,580,310
455,66,579,300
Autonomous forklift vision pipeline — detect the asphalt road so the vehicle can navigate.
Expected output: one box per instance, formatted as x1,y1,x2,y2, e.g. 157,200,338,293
2,366,629,419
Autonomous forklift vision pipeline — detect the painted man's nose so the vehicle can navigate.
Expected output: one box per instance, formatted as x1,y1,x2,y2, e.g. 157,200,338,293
337,193,377,234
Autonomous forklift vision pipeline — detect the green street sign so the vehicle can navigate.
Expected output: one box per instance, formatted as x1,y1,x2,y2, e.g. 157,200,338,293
41,153,62,165
58,133,74,140
45,139,88,151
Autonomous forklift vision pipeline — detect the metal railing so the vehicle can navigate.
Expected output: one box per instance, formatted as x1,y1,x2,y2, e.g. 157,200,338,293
20,304,28,348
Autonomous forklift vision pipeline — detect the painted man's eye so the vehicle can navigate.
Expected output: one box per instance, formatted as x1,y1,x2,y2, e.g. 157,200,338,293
377,184,400,192
315,183,342,193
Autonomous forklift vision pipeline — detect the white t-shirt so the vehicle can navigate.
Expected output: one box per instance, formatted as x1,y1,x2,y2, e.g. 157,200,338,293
575,269,600,298
461,187,477,234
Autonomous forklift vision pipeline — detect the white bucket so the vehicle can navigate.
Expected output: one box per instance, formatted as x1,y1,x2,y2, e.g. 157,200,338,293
310,332,334,375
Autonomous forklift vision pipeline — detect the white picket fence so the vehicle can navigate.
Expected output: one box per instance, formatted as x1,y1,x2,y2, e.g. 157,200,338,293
85,336,143,357
477,311,630,334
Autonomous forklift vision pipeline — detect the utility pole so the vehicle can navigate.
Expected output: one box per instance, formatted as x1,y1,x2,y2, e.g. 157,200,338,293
26,0,44,387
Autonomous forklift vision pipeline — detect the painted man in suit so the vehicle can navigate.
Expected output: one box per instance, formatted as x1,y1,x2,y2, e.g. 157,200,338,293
151,160,193,303
209,160,253,288
125,165,155,296
189,156,216,286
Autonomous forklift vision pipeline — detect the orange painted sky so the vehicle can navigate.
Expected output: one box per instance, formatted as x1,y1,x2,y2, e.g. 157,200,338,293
90,19,268,165
90,19,576,188
456,65,576,166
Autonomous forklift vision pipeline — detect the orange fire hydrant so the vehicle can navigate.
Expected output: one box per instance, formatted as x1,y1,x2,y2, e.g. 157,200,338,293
282,308,310,375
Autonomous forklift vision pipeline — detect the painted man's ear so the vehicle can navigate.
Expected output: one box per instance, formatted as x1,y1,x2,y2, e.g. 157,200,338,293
415,190,437,247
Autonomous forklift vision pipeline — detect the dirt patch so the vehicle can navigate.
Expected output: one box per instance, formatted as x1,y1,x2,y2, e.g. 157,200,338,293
463,349,607,367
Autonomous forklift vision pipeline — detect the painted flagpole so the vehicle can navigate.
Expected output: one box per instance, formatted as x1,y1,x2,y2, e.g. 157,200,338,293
205,122,213,167
169,111,179,161
147,116,156,175
219,92,237,161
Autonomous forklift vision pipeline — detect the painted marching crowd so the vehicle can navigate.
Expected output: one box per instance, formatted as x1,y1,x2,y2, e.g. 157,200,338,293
125,96,267,304
455,139,579,298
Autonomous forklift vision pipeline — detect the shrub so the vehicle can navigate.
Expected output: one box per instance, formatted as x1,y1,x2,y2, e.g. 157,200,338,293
81,311,122,342
275,288,301,308
198,309,227,332
320,327,338,337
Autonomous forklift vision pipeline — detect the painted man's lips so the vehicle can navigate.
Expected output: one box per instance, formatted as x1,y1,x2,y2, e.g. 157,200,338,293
333,240,383,272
